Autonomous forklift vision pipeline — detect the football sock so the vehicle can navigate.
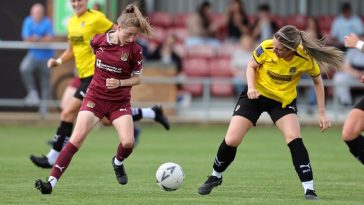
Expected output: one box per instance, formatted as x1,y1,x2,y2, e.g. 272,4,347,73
141,108,155,119
116,143,133,161
50,142,78,180
211,169,222,178
52,121,73,152
131,108,142,121
212,139,237,173
46,149,59,165
114,157,123,166
288,138,313,182
48,176,58,188
302,180,314,193
345,134,364,164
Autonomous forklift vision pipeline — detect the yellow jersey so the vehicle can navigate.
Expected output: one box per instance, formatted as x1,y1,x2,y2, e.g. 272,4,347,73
252,39,321,107
67,9,113,78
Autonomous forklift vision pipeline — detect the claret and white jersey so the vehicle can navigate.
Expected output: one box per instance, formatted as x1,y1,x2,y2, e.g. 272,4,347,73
87,31,143,102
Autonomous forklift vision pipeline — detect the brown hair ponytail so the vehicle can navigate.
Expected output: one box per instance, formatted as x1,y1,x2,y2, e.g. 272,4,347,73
117,3,153,37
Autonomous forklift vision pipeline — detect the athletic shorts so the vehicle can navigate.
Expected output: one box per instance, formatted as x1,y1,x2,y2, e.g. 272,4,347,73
233,92,298,126
80,95,131,122
354,97,364,111
74,76,92,100
69,76,81,88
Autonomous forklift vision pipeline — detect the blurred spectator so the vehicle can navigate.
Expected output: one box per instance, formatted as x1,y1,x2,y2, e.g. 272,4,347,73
330,2,364,51
304,16,323,40
230,34,255,97
252,3,278,42
19,3,54,116
303,17,323,113
92,2,102,11
148,33,182,74
185,1,220,48
220,0,250,42
333,39,364,106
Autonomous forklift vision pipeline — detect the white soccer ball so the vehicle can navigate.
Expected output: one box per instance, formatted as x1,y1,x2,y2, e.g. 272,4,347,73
155,162,185,191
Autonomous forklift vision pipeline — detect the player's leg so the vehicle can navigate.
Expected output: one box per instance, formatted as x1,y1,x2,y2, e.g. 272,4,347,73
131,105,170,130
111,113,134,185
275,113,318,200
198,94,258,195
35,111,100,194
342,98,364,164
30,97,82,167
198,116,253,195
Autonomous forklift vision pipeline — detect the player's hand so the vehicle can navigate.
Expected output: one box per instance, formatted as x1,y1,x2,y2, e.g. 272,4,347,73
318,113,331,132
360,74,364,83
344,33,359,48
247,88,260,99
106,78,120,89
47,58,59,68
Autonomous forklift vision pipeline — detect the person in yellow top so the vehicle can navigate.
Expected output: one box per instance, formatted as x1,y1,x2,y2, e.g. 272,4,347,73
198,25,344,200
30,0,170,169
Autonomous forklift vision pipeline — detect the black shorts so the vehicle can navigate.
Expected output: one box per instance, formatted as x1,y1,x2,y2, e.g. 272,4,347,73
233,92,298,126
74,76,93,100
354,97,364,111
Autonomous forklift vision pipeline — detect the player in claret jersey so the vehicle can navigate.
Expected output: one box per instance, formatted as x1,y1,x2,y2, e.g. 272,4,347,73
35,3,153,194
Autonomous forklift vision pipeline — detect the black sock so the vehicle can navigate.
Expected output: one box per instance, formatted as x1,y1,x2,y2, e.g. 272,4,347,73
132,108,143,121
288,138,313,182
345,135,364,165
52,121,73,152
212,139,237,173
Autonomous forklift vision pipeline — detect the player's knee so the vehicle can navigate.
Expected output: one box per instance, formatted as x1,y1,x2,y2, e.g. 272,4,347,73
122,139,134,149
60,109,77,121
342,127,358,141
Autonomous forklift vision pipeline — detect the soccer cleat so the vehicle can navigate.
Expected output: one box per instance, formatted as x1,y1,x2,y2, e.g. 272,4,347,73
30,155,52,168
305,189,319,200
35,179,52,194
198,176,223,195
111,157,128,185
152,105,170,130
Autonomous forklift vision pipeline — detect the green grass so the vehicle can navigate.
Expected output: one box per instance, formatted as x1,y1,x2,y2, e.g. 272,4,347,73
0,123,363,205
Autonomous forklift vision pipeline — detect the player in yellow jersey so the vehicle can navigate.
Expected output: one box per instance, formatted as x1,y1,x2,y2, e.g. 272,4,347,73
30,0,169,169
198,25,344,200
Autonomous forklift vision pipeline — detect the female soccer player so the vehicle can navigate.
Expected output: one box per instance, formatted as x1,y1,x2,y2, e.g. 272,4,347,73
35,3,152,194
198,25,344,199
341,33,364,164
30,0,169,169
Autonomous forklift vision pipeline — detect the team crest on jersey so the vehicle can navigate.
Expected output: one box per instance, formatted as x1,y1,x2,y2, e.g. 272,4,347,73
87,101,95,108
255,46,264,57
121,52,129,61
289,67,297,75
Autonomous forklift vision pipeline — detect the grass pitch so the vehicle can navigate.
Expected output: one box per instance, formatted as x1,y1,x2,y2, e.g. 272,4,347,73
0,123,363,205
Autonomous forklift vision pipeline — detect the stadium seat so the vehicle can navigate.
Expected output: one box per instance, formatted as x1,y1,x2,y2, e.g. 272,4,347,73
168,27,188,43
150,26,167,44
317,15,334,35
211,82,234,97
209,57,233,77
285,15,307,30
182,57,209,77
173,13,192,28
182,83,203,97
271,15,286,28
186,45,216,58
148,12,174,28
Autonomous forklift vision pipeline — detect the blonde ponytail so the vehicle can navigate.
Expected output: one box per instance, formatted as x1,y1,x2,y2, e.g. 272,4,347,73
274,25,344,72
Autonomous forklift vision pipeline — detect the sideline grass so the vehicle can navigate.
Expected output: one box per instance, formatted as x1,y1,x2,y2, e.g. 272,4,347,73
0,123,363,205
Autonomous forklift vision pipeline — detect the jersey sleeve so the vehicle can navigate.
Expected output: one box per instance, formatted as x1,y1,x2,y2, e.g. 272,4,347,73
21,17,31,39
90,34,103,53
307,59,321,77
95,12,114,34
252,41,268,65
131,44,143,75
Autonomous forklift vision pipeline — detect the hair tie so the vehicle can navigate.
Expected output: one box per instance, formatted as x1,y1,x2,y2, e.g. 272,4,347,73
125,6,134,13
